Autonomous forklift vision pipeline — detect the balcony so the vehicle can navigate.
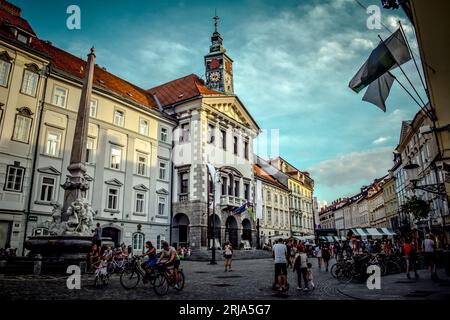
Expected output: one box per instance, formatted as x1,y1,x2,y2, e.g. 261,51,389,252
178,193,189,203
220,195,245,208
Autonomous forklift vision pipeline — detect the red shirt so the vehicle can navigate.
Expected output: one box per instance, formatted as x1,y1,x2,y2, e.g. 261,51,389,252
403,243,412,257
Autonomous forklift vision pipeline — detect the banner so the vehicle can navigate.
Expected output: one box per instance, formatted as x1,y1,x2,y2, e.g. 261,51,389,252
256,179,263,219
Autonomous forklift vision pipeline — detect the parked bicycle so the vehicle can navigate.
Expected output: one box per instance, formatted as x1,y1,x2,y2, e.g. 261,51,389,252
107,253,130,275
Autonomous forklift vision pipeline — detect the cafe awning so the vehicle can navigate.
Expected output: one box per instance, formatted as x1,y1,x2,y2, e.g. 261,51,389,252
351,227,397,237
318,236,345,242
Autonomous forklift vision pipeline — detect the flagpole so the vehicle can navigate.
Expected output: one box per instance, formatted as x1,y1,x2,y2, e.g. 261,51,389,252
398,20,429,101
377,35,434,121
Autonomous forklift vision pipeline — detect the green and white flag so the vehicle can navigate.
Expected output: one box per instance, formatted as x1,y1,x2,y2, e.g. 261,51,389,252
349,29,411,93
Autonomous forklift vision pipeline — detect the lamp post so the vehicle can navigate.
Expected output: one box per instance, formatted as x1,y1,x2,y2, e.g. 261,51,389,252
207,165,217,265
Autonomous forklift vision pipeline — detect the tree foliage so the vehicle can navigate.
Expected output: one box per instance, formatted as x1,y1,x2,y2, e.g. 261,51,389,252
400,195,431,221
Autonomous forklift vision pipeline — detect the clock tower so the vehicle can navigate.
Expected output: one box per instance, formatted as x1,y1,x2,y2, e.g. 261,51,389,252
204,14,234,94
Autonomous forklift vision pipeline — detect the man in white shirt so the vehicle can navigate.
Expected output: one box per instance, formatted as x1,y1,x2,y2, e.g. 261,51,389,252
272,238,288,292
422,234,437,279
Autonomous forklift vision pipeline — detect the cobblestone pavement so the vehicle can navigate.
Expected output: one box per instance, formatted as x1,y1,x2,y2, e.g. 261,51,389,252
1,258,449,300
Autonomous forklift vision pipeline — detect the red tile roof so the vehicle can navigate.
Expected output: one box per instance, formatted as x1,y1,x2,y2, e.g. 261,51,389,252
0,4,35,35
38,41,158,109
253,164,288,191
147,73,222,107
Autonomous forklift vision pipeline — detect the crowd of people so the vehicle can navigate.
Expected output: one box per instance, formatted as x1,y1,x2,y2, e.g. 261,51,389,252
270,232,443,291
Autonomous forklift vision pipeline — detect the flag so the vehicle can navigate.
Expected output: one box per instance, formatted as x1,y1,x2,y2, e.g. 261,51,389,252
256,179,263,219
362,71,395,112
233,200,248,214
349,28,411,93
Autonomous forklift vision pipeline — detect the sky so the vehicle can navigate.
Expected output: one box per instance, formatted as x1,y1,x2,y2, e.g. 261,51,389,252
14,0,428,204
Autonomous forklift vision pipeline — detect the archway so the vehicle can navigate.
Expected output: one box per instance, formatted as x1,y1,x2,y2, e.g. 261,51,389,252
208,214,221,248
242,218,252,247
102,226,121,248
172,213,190,248
225,216,238,249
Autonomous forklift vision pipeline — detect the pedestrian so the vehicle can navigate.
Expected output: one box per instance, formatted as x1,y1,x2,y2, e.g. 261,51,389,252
293,246,308,291
87,244,100,272
403,238,419,279
120,243,128,259
423,234,438,280
285,240,292,268
272,238,288,292
224,241,233,272
314,243,322,270
92,223,102,247
322,243,331,272
306,262,315,290
289,244,297,268
334,241,341,260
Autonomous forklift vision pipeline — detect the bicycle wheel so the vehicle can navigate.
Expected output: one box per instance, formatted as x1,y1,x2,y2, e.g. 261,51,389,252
107,262,116,275
338,267,354,284
330,263,339,279
174,271,185,291
153,273,169,296
120,268,140,289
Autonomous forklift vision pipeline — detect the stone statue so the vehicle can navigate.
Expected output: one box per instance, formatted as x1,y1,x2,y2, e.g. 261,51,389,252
46,198,95,236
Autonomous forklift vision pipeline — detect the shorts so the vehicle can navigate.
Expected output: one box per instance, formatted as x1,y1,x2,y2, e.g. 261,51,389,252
224,254,232,259
167,259,181,269
424,252,435,266
145,259,156,268
275,263,287,276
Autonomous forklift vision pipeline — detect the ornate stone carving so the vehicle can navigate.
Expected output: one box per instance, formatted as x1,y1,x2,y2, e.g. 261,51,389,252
47,198,96,236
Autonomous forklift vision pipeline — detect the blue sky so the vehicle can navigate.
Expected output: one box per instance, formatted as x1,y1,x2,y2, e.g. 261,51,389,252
14,0,427,204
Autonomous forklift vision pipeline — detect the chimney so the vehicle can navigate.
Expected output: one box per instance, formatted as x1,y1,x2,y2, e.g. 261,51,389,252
0,0,21,17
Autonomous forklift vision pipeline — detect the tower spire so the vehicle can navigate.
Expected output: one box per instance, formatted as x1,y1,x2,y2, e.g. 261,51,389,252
213,10,219,33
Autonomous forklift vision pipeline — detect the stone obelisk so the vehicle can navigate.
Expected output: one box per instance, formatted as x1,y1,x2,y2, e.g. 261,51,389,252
61,47,95,219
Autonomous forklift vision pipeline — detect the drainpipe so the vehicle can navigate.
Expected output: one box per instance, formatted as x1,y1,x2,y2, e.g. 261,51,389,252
22,65,49,256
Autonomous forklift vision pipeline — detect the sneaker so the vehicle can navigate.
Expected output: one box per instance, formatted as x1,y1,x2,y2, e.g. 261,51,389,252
174,284,180,289
229,269,232,272
303,287,309,291
296,286,302,291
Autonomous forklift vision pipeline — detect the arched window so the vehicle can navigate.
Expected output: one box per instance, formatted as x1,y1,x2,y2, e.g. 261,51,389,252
132,232,144,253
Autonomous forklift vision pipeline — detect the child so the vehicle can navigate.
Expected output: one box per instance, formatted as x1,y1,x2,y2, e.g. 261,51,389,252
103,245,113,261
306,262,315,290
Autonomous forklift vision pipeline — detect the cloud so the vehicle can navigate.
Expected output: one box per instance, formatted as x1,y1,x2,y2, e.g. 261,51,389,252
373,136,390,144
307,147,392,192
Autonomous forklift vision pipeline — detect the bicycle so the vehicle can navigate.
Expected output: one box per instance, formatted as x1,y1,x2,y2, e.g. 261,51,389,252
107,254,130,275
120,255,158,289
153,263,185,296
94,262,109,288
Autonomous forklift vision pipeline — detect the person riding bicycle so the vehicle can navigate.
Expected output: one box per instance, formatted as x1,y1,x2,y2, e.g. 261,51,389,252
141,241,157,279
157,241,180,289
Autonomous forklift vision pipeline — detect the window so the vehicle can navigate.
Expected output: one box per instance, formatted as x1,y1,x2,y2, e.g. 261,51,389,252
132,233,144,253
113,110,124,127
39,176,55,202
44,131,61,157
207,124,215,144
233,136,238,155
157,235,162,250
221,177,227,196
107,188,119,210
160,127,168,142
267,190,271,202
4,165,25,192
139,118,149,136
244,140,249,159
158,197,166,216
17,33,28,44
12,114,32,143
274,194,278,204
244,183,250,201
33,228,49,236
159,161,167,180
21,70,38,96
135,193,145,214
220,129,226,150
268,209,272,224
86,138,95,163
0,60,11,87
89,99,98,117
180,172,189,194
137,154,147,176
52,87,67,107
110,147,122,170
234,180,239,197
180,122,189,142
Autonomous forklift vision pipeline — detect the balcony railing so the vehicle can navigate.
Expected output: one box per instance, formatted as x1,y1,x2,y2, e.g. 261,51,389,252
179,193,189,203
220,195,244,208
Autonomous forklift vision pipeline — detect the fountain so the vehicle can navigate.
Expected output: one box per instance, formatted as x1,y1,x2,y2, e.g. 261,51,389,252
24,48,101,267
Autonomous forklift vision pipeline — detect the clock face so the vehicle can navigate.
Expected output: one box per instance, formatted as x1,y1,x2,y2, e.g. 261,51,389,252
210,71,220,82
